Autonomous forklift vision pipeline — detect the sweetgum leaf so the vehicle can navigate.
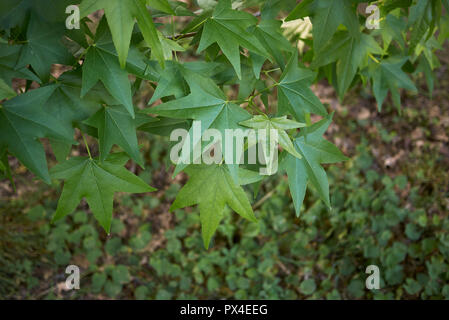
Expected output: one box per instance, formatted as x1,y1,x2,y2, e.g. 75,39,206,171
196,0,269,79
80,0,164,68
171,164,257,248
282,113,347,216
51,156,156,232
0,86,75,183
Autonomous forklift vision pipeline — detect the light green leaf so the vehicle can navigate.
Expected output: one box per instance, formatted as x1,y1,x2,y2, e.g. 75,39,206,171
171,164,257,248
148,68,251,179
240,114,305,160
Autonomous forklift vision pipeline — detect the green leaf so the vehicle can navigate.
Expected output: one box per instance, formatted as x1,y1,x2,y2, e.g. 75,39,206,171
282,114,347,215
138,117,189,137
81,45,135,117
16,13,73,81
408,0,435,52
92,16,160,82
80,0,164,68
197,0,269,79
251,19,292,70
368,56,418,111
278,51,327,120
238,167,264,186
313,31,384,98
0,43,41,85
156,31,186,61
45,70,105,136
299,279,316,295
148,68,251,179
170,164,257,248
0,78,16,100
240,114,305,160
50,139,72,163
51,156,156,232
84,105,155,166
0,86,75,183
147,0,175,14
285,0,314,21
310,0,359,51
376,13,406,50
148,61,189,104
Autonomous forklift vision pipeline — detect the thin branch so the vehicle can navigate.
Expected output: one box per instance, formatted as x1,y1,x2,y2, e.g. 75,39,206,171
166,31,198,40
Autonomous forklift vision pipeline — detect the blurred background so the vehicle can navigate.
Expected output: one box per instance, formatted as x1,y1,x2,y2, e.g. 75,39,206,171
1,2,449,300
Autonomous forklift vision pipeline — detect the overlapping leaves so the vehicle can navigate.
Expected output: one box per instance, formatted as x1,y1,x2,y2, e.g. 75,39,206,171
0,0,446,248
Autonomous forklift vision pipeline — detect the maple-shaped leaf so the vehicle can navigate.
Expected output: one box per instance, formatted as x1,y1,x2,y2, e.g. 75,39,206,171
310,0,359,51
148,68,251,180
196,0,269,79
0,86,75,183
16,13,73,81
51,155,156,233
250,19,293,70
312,31,384,98
170,164,257,248
81,44,135,117
240,114,306,160
148,60,222,104
91,16,160,82
282,113,347,216
368,56,417,111
15,70,104,163
148,61,189,104
0,43,41,85
80,0,164,68
278,51,327,121
44,70,108,134
84,105,157,166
